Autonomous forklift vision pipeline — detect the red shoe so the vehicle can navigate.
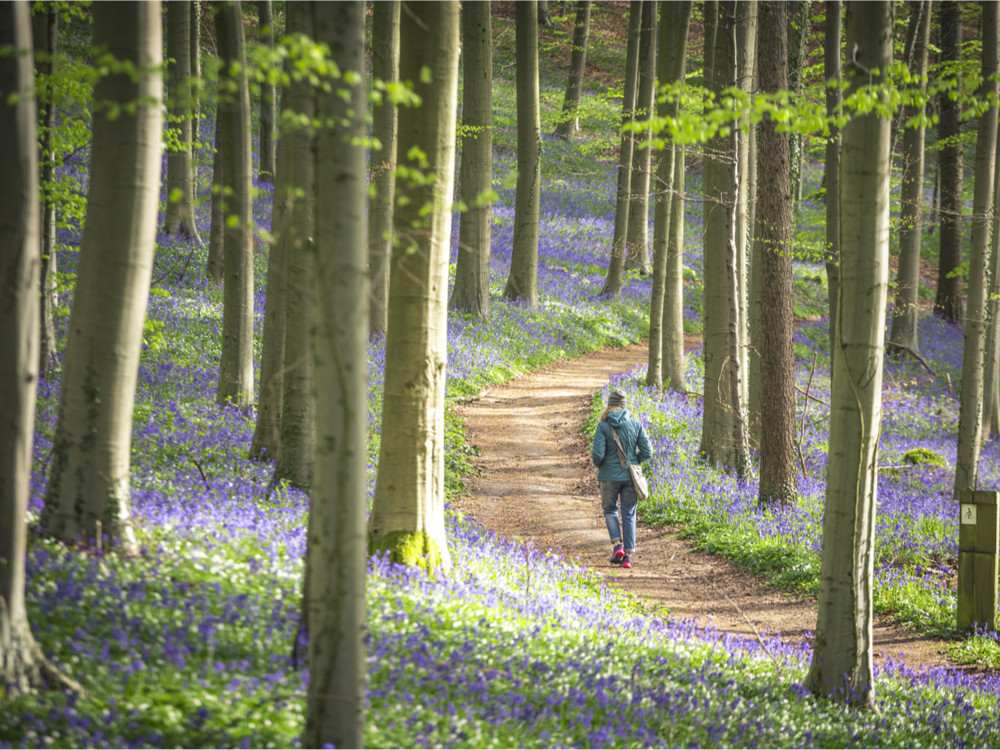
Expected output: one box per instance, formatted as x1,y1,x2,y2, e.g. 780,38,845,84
621,554,632,569
609,544,625,565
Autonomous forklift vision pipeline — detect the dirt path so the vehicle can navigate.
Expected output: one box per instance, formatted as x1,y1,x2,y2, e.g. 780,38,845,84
454,343,956,671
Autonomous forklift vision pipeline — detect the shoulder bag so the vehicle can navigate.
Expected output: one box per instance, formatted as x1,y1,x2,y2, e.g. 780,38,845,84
609,425,649,501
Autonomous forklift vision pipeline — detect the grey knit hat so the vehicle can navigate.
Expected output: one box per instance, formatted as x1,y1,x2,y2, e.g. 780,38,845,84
607,388,627,409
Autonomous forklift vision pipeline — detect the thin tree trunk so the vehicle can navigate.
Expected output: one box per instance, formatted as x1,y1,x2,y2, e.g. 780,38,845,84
369,1,459,571
602,0,642,297
624,0,656,274
257,0,275,182
787,1,809,207
367,0,399,337
889,1,931,354
164,0,202,242
756,1,795,507
190,0,201,149
805,0,892,708
981,121,1000,440
207,108,224,284
42,0,163,554
935,0,965,323
215,0,255,408
735,1,756,410
663,147,687,391
555,0,590,141
647,0,691,389
504,0,541,306
824,0,841,350
303,3,367,747
449,1,492,318
954,0,999,496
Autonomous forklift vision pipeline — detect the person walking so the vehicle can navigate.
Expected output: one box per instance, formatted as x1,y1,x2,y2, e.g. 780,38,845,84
591,387,652,569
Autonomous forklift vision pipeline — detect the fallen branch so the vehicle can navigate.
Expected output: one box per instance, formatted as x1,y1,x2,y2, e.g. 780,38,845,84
886,341,938,377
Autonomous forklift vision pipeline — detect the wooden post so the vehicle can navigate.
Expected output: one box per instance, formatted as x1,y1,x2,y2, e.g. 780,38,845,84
957,489,999,632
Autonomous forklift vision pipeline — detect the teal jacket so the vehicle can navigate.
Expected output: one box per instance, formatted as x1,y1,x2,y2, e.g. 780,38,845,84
592,408,652,482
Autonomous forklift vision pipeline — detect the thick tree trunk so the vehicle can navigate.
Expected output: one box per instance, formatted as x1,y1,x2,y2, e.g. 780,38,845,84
449,1,492,318
647,0,691,390
42,1,163,553
954,1,999,495
32,4,58,378
756,1,795,507
624,0,656,274
602,0,642,297
806,0,892,708
207,109,224,284
504,0,541,306
257,0,275,182
163,0,202,241
554,1,590,141
303,3,367,747
935,0,965,324
215,0,255,408
824,0,841,350
889,1,931,355
700,0,749,478
367,0,399,337
272,1,316,490
369,1,459,571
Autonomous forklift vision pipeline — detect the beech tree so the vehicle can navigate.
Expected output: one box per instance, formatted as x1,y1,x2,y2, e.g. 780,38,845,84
954,1,999,496
368,0,400,337
823,0,841,349
554,0,591,141
257,0,275,182
303,3,367,745
449,0,493,318
215,0,255,408
982,135,1000,439
369,1,459,569
504,0,541,306
623,0,656,274
207,107,224,284
163,0,202,241
806,0,892,707
42,1,163,553
190,0,201,148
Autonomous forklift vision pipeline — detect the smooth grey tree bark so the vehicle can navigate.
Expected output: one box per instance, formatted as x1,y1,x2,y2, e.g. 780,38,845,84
504,0,541,306
31,3,58,378
824,0,841,350
257,0,275,182
889,1,932,355
734,1,756,411
805,0,892,708
699,0,749,478
369,0,459,571
272,0,316,490
207,105,224,284
368,0,399,337
647,0,691,390
982,123,1000,440
163,0,202,241
602,0,642,297
954,0,999,496
42,0,163,553
554,0,591,141
190,0,201,149
787,0,810,206
215,0,255,408
624,0,657,274
756,1,795,507
449,0,492,318
935,0,964,324
303,3,367,746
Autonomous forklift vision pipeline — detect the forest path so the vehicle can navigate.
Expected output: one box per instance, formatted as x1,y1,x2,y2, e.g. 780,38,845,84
454,342,956,671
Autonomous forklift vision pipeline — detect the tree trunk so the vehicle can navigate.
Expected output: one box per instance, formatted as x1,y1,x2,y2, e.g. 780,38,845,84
954,1,999,496
163,0,202,241
756,1,795,507
805,0,892,708
207,108,224,284
367,0,399,337
624,0,656,274
303,3,367,747
31,3,58,378
190,0,201,149
889,1,931,355
700,0,749,478
735,2,756,411
369,1,459,571
503,0,541,306
554,0,590,141
41,0,163,554
787,1,810,207
215,0,255,408
824,0,841,350
272,0,316,490
981,123,1000,440
935,0,965,324
601,0,642,297
449,1,492,318
647,0,691,390
257,0,275,182
663,147,687,391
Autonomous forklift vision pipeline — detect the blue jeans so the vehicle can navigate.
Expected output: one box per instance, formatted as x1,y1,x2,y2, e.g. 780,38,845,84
600,480,637,553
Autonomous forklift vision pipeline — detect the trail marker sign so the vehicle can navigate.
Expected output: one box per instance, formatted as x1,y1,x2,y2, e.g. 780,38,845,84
957,490,999,632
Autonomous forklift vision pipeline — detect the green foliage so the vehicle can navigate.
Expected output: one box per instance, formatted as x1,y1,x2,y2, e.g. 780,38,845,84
903,447,947,468
369,530,445,570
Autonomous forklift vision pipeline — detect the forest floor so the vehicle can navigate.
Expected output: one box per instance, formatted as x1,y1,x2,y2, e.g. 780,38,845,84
454,342,957,671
